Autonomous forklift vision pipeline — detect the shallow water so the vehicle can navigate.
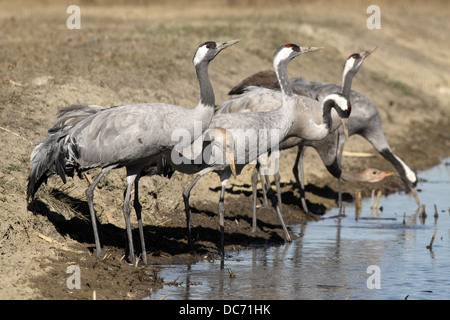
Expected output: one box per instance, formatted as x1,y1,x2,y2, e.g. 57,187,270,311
148,157,450,300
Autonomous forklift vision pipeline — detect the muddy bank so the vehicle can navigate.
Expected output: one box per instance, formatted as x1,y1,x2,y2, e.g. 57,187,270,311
0,1,449,299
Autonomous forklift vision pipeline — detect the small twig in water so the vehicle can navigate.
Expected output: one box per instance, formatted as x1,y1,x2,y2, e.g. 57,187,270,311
370,190,375,209
419,204,427,218
159,292,172,300
355,191,361,220
434,204,439,219
374,190,382,209
227,268,236,278
426,229,437,250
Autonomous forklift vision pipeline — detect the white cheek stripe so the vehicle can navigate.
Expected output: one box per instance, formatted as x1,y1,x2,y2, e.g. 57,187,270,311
193,45,209,66
394,155,417,183
273,47,293,69
324,93,349,111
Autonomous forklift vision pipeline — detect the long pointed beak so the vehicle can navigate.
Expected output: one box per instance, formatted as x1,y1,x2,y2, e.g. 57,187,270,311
300,46,324,54
410,187,420,206
361,46,378,59
341,118,349,140
226,152,237,178
216,39,240,52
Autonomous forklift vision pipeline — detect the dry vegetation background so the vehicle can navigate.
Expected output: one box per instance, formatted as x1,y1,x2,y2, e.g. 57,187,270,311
0,0,449,299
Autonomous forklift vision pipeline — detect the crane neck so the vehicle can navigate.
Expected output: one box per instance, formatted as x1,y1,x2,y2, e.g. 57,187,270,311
195,61,215,108
341,69,355,99
274,60,294,102
320,98,335,133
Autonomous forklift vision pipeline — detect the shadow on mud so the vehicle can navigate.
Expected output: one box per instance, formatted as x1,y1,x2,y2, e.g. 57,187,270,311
27,188,285,263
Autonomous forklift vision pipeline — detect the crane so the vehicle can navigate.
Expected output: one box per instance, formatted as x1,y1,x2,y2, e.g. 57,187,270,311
289,59,420,212
215,50,357,227
177,43,327,252
27,39,239,266
226,47,419,213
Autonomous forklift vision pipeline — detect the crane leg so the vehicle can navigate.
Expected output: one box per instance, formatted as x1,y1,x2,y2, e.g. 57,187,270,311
85,166,114,259
294,148,321,220
292,146,301,189
182,174,203,249
258,167,270,208
292,146,309,213
263,169,272,206
297,147,309,213
337,137,346,216
133,175,147,265
273,171,291,242
251,165,258,233
218,178,228,256
123,174,137,266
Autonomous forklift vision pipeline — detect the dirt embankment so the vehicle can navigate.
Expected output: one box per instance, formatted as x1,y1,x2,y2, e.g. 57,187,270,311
0,1,449,299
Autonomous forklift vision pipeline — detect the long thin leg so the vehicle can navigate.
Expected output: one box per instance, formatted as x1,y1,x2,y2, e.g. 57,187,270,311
337,135,346,216
258,154,270,208
218,177,229,256
294,148,323,221
298,147,309,213
273,171,291,242
292,146,309,212
292,146,302,189
259,167,270,208
85,166,114,258
123,173,138,266
133,175,147,265
182,174,204,248
263,169,272,199
251,165,259,233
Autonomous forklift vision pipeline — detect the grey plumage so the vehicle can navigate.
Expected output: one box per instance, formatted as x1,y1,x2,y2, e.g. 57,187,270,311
216,51,352,223
178,44,324,250
27,39,239,266
223,47,419,216
287,49,419,211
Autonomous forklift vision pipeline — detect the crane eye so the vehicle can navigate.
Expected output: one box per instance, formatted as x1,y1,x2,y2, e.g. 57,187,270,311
206,44,210,48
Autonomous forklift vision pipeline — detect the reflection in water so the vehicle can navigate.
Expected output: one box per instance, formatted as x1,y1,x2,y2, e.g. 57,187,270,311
148,158,450,300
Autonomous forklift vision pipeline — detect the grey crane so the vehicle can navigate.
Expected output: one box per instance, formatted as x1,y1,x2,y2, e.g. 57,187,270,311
27,39,239,266
176,43,326,252
215,51,354,227
226,47,419,215
43,101,238,253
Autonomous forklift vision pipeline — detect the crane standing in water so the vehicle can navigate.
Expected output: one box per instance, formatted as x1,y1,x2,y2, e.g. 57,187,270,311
181,43,351,251
221,47,417,219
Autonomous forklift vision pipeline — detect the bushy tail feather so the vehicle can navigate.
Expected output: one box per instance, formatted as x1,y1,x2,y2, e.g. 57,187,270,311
27,104,108,202
27,128,69,202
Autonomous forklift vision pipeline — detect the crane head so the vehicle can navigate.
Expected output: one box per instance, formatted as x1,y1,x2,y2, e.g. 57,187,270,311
273,44,323,68
323,92,351,139
193,39,240,67
343,46,378,77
